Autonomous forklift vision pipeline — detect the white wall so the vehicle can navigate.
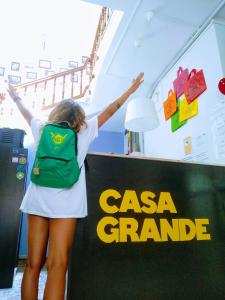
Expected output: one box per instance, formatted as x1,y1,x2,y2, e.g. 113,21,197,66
215,21,225,74
144,22,225,165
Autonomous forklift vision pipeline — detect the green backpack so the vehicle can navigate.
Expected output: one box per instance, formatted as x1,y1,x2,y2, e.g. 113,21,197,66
31,122,80,188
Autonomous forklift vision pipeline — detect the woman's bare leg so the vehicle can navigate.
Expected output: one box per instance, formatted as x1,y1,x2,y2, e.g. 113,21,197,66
21,214,49,300
43,218,77,300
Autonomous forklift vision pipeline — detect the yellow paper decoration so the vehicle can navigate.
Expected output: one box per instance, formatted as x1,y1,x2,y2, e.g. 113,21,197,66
179,96,198,122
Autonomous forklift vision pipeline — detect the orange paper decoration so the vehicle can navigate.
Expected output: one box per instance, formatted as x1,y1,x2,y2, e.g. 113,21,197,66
163,89,177,120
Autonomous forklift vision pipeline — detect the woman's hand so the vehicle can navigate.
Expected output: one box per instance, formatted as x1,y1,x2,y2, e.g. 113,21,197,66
127,72,144,96
7,83,33,125
7,84,21,102
98,71,145,128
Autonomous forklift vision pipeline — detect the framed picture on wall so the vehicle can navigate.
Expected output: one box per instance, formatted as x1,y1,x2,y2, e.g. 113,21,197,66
71,74,78,83
68,61,78,68
45,70,55,77
0,67,5,76
11,62,20,71
59,67,67,73
24,63,35,70
39,59,52,69
8,75,21,84
26,72,37,80
82,56,88,64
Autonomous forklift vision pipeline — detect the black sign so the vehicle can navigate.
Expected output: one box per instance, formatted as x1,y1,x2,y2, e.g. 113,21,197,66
67,154,225,300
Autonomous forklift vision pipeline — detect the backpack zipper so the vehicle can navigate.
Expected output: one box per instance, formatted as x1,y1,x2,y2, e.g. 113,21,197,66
39,156,70,162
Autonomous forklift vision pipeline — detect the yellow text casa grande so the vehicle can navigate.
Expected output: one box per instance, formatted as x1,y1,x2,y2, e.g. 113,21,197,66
97,189,211,243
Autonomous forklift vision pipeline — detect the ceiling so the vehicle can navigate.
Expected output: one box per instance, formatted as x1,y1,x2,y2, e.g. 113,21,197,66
83,0,225,132
216,3,225,19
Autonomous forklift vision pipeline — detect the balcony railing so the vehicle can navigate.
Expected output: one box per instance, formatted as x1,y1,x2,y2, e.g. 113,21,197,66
15,58,92,111
0,7,113,114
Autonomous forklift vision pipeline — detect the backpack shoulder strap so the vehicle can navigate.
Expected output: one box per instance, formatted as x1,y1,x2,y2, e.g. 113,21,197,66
74,130,78,155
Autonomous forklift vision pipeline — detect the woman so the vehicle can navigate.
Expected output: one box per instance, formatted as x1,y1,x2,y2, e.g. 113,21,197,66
6,71,144,300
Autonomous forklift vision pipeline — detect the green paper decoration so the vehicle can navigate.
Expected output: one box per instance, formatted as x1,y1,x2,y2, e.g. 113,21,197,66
171,101,187,132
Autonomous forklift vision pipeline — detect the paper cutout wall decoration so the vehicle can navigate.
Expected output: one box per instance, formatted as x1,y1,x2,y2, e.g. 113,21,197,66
184,69,207,104
163,89,177,120
171,101,187,132
179,96,198,122
173,67,189,98
218,78,225,95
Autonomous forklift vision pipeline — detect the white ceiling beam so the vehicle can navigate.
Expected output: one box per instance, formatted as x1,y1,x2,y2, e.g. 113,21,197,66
105,0,143,74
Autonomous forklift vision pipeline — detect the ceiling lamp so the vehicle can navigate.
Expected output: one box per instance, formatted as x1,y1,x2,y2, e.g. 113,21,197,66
125,97,159,132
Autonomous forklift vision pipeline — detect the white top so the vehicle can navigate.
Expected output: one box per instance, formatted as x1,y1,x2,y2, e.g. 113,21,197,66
20,116,98,218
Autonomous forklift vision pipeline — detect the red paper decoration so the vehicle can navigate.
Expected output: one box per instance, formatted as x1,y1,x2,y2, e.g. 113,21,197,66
218,78,225,95
184,69,207,104
173,67,189,98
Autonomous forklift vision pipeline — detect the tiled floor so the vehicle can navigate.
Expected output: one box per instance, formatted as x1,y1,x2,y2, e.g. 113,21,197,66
0,268,47,300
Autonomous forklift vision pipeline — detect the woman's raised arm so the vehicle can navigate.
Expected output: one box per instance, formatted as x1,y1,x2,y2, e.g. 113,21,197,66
7,84,33,126
98,72,144,128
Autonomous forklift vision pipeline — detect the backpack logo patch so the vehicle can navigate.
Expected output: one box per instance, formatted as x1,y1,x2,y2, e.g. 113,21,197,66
50,132,68,145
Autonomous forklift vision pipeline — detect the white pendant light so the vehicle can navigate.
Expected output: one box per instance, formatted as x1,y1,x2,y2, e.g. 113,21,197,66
125,97,159,132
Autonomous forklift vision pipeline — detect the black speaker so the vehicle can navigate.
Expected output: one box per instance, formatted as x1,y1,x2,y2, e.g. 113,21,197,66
0,128,25,148
0,129,28,288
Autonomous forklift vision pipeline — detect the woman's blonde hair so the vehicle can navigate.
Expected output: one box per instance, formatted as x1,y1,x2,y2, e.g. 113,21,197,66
48,99,86,132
